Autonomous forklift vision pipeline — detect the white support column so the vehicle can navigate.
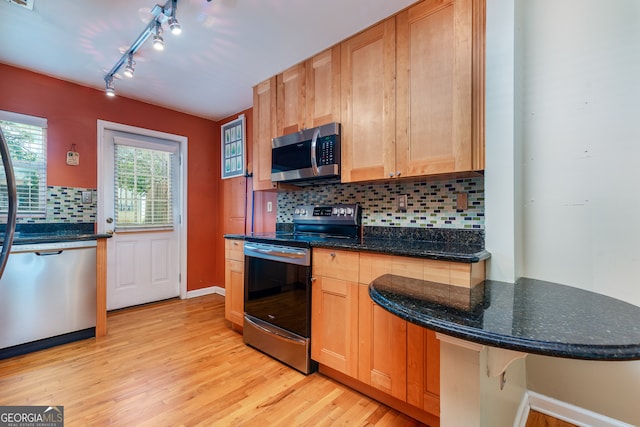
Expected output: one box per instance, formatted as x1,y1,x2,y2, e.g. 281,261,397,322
438,333,528,426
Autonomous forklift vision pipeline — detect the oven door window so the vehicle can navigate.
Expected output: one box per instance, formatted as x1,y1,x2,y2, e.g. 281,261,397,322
244,256,311,338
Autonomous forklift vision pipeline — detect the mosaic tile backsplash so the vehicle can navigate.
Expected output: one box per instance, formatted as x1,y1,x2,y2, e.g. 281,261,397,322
17,186,97,224
277,177,484,229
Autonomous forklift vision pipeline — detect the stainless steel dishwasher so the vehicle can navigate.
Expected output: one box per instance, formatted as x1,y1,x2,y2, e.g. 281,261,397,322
0,240,97,359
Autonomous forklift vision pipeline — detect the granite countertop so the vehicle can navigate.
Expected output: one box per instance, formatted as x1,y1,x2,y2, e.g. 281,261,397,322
369,274,640,360
225,227,490,263
1,223,111,245
310,236,489,263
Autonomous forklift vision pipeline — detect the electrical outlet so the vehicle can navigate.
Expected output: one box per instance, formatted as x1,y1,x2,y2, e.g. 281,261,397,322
267,201,273,212
81,191,92,204
397,194,407,212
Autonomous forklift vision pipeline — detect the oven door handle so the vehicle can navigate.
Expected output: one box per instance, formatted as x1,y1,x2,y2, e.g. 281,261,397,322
244,244,307,260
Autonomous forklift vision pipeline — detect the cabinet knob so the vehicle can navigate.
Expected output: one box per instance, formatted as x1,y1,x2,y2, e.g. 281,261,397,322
311,277,317,282
389,173,394,177
396,171,401,177
330,252,336,258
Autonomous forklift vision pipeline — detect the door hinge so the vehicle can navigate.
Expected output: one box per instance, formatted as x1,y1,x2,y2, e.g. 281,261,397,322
178,273,181,283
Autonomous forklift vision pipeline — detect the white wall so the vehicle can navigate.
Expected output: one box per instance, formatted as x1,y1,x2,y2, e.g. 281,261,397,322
486,0,640,424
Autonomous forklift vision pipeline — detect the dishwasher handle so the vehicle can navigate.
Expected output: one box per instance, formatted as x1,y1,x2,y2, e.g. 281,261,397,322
35,251,64,256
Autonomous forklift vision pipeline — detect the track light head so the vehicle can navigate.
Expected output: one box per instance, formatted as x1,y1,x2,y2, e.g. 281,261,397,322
168,17,181,35
123,54,135,78
105,78,116,97
153,22,164,51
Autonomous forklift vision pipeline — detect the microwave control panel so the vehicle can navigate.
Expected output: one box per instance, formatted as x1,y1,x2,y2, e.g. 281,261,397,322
317,135,337,166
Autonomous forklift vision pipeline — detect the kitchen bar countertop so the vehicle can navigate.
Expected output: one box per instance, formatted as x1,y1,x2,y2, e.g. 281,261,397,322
369,274,640,360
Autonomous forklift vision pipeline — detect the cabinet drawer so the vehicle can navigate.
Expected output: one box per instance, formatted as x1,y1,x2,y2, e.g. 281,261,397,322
225,239,244,261
312,248,359,282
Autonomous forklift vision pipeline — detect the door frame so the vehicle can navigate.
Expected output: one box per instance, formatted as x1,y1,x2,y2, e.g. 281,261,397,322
97,120,188,299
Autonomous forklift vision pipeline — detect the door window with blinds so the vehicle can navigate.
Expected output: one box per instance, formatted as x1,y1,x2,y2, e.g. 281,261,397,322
0,110,47,217
113,136,178,231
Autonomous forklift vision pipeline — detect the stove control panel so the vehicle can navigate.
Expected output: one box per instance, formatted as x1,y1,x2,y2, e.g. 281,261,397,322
293,204,361,225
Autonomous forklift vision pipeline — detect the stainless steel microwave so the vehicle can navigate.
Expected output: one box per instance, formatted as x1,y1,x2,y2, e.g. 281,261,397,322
271,122,340,185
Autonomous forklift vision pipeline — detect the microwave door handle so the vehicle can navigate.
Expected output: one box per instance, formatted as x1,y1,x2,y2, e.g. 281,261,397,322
310,128,320,176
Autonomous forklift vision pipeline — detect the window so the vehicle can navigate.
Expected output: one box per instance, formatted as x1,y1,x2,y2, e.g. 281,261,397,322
0,111,47,216
114,142,176,230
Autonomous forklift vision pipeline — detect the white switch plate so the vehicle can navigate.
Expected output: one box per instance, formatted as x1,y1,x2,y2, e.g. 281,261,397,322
81,191,92,204
267,201,273,212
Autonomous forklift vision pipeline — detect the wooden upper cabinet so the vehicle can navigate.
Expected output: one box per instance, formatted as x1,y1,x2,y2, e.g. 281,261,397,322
341,18,396,183
306,46,341,128
252,77,277,191
396,0,485,176
276,63,306,136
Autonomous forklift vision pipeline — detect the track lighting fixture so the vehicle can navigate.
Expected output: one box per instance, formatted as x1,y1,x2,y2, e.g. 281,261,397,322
153,21,165,51
123,54,135,78
103,0,182,97
105,78,116,97
168,17,181,35
168,0,182,35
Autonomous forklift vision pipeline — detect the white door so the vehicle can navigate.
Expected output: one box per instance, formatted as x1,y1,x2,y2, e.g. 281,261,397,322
100,126,184,310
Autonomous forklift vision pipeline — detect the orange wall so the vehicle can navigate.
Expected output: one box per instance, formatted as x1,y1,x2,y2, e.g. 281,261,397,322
219,107,277,239
0,63,223,292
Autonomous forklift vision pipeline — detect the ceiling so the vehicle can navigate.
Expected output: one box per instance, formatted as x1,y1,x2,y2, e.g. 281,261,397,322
0,0,417,121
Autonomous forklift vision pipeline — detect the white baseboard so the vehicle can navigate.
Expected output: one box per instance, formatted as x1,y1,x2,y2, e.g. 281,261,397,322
515,390,633,427
186,286,225,299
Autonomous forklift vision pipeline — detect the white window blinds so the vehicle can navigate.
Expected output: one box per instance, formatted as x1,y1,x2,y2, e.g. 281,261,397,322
0,111,47,216
114,143,175,230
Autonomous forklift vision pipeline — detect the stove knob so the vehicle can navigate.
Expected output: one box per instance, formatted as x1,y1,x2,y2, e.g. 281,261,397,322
346,208,354,216
294,208,300,215
300,208,307,215
332,208,338,215
339,208,346,216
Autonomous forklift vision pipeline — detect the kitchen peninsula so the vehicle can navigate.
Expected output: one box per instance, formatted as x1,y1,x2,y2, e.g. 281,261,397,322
370,274,640,425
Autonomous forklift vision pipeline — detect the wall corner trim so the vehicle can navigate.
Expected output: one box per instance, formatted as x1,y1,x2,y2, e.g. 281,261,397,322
186,286,225,299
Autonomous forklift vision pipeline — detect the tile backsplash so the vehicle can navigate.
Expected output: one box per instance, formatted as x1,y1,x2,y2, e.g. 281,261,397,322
277,177,484,229
17,186,97,223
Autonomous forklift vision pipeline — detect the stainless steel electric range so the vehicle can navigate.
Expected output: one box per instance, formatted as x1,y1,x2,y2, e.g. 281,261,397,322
243,204,362,374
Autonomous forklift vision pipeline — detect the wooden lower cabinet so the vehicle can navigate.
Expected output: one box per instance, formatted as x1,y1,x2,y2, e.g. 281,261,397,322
312,249,448,425
407,323,441,416
358,283,407,401
311,248,360,377
310,276,359,376
224,239,244,328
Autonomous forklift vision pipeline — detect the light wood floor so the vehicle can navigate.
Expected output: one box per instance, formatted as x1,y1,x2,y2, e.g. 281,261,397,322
0,294,424,426
525,410,577,427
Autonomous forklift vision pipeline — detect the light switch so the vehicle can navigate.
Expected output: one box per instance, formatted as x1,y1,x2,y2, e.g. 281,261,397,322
397,195,407,212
